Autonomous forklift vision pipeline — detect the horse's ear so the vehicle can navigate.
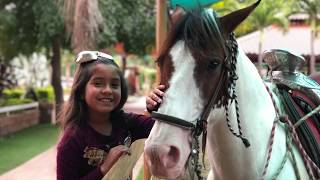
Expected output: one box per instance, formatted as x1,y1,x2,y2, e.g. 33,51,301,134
220,0,261,34
170,6,186,26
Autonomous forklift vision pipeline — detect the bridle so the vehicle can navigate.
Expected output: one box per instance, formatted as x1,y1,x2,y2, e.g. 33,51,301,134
151,9,249,179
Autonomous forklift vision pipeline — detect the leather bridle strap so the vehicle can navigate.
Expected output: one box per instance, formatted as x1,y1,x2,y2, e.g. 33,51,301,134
198,9,229,123
199,66,227,124
151,112,195,130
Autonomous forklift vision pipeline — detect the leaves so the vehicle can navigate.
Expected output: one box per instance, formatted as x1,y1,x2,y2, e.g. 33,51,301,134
98,0,156,55
33,0,65,47
0,1,39,62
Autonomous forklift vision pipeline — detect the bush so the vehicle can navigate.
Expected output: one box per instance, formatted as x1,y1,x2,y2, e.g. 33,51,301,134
0,88,35,107
36,87,55,103
139,67,157,92
2,98,34,106
2,89,24,99
0,87,55,107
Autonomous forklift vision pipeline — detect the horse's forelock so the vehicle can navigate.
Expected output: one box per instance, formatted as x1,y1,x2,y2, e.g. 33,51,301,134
158,8,226,65
157,8,230,107
183,9,225,62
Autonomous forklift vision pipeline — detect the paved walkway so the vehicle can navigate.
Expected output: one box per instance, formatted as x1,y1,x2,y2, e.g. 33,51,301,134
0,96,147,180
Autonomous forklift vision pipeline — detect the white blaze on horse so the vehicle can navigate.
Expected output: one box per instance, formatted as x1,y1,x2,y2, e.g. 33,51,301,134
144,1,319,179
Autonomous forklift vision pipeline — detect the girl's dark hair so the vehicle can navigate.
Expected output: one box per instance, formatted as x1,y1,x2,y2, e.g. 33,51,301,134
58,57,128,130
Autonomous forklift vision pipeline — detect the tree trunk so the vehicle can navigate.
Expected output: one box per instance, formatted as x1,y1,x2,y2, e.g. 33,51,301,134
257,28,264,76
121,53,127,75
309,18,316,74
51,36,64,115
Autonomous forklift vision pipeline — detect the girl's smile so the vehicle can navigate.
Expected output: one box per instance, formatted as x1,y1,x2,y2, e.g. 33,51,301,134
85,64,121,115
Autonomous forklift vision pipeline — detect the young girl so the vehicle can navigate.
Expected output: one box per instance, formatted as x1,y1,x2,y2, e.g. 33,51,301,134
56,51,164,180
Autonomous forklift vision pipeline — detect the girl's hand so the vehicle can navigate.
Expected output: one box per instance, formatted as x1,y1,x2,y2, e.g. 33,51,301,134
100,145,130,175
146,85,166,112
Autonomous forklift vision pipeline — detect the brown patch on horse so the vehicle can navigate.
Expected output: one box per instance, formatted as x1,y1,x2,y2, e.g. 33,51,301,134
192,1,261,106
156,12,190,87
157,54,174,88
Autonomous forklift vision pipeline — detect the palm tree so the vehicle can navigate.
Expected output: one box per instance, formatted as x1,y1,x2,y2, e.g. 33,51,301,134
247,0,292,74
58,0,103,53
216,0,292,75
297,0,320,74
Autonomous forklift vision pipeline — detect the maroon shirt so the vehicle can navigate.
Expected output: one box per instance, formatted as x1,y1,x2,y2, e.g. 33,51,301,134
56,111,154,180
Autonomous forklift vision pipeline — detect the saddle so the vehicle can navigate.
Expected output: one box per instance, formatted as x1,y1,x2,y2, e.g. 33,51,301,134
263,49,320,168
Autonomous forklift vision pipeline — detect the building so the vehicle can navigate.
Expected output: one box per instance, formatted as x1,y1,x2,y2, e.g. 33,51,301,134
237,13,320,71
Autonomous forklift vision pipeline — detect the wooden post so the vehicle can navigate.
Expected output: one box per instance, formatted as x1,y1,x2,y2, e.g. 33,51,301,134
144,1,168,180
155,0,168,84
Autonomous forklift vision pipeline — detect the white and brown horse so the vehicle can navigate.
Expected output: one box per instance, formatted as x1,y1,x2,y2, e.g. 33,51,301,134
144,1,318,179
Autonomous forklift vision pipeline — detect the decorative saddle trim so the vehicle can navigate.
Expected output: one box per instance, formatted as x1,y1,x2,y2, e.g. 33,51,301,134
277,86,320,169
271,71,320,90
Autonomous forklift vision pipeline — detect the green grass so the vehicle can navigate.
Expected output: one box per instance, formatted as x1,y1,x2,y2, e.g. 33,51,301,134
135,168,144,180
0,123,59,175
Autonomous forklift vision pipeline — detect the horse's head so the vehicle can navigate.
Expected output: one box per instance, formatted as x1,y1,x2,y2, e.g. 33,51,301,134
145,1,260,179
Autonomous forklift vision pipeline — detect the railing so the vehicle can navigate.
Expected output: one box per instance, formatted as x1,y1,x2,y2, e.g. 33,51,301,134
0,102,39,116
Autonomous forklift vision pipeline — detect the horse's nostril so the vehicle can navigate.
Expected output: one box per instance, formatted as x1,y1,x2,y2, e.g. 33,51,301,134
145,145,181,169
162,146,180,168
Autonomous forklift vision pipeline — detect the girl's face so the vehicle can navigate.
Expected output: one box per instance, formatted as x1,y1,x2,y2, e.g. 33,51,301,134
84,63,121,115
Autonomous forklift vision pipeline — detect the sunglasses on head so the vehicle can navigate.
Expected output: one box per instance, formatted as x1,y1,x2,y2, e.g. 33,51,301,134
75,51,114,64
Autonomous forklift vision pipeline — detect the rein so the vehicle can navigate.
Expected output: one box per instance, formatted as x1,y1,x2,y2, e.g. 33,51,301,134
262,84,320,179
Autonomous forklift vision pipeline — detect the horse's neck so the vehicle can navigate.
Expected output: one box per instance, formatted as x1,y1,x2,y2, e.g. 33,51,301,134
206,49,288,179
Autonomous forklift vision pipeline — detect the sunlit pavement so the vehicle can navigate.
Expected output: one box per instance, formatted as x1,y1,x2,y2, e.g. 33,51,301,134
0,96,147,180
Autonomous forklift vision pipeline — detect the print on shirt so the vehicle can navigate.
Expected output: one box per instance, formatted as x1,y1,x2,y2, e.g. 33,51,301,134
83,146,106,166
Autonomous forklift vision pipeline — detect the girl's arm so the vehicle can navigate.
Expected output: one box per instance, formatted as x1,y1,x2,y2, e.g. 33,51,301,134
99,145,130,174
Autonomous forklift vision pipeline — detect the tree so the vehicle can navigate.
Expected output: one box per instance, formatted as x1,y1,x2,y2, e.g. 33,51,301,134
33,0,66,113
99,0,155,55
296,0,320,74
59,0,103,53
59,0,156,72
0,0,66,114
99,0,155,72
214,0,254,36
0,1,39,94
0,1,38,63
215,0,293,74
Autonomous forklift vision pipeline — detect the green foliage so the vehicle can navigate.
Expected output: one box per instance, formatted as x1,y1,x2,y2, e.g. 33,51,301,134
1,86,56,106
0,9,18,63
99,0,156,55
296,0,320,31
139,67,157,90
36,87,55,103
33,0,65,48
0,88,35,106
249,0,291,30
214,0,293,36
2,88,24,99
0,0,67,60
0,124,59,174
1,98,33,106
0,0,39,62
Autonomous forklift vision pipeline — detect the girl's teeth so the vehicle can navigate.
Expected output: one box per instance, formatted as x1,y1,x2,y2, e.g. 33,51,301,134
101,98,111,102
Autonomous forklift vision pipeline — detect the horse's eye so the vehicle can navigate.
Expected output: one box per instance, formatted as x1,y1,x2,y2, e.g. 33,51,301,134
207,59,220,70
